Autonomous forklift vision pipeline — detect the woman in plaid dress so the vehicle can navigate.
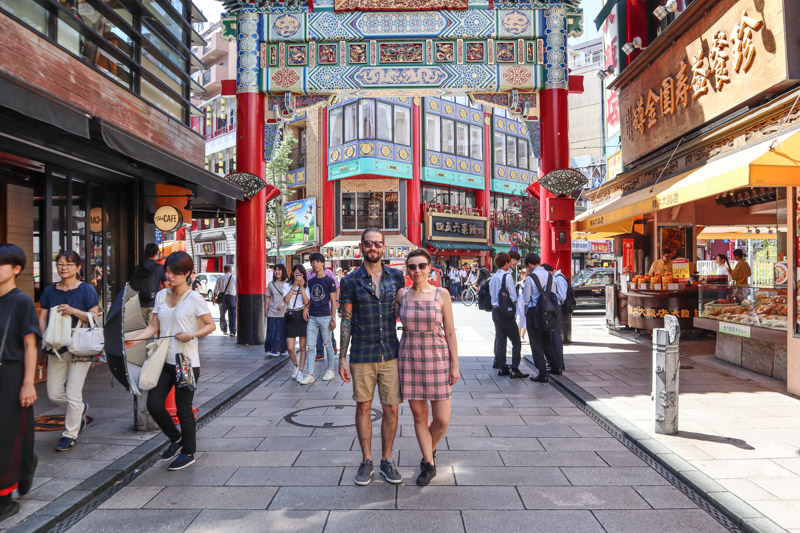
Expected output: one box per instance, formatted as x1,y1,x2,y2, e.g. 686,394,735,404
396,249,459,486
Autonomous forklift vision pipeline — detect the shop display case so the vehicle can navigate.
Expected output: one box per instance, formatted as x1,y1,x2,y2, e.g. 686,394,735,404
697,284,788,332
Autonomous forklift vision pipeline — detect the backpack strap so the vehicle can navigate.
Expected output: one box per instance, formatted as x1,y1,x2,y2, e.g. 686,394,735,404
531,274,544,307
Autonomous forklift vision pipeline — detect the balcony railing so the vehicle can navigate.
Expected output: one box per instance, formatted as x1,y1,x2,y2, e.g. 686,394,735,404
423,203,485,218
204,123,236,140
490,210,523,227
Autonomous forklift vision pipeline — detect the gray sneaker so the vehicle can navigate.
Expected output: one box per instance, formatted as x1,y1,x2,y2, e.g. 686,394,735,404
354,459,374,486
380,458,402,484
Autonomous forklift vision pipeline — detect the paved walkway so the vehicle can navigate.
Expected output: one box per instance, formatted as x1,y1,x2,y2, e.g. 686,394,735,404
0,326,275,532
554,315,800,532
54,309,727,533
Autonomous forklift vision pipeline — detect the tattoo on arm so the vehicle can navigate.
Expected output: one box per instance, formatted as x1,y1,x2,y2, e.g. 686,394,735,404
340,302,352,360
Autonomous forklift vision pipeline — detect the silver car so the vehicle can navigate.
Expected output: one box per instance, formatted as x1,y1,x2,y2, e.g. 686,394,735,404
194,273,224,301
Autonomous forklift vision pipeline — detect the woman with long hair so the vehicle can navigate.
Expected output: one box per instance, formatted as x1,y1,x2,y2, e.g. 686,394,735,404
396,248,459,486
127,252,215,471
38,250,99,452
516,268,528,341
0,244,40,521
265,264,289,359
284,264,310,383
715,253,732,282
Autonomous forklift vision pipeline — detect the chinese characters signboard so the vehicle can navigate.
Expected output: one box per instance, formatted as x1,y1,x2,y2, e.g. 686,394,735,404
426,212,489,243
623,238,634,274
602,5,620,142
617,0,794,166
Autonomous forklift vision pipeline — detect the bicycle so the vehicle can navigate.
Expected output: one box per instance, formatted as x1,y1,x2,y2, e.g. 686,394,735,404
461,284,479,306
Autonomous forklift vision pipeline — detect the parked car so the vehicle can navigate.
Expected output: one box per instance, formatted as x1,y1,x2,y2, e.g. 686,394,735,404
572,268,614,307
194,272,224,301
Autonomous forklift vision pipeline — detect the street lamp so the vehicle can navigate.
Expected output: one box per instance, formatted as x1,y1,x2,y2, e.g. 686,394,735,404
654,0,679,21
622,37,646,56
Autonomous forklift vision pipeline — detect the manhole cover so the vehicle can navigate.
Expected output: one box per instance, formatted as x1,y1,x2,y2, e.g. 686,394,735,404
283,405,382,428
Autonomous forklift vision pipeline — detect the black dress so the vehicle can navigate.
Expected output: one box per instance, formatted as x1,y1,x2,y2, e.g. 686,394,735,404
0,289,41,494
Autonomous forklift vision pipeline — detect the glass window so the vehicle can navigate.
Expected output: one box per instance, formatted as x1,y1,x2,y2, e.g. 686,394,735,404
394,106,411,145
384,192,398,229
506,135,517,168
141,24,187,82
441,118,455,154
425,114,440,152
465,190,476,208
344,103,357,143
358,193,384,228
0,0,48,33
358,99,374,139
329,107,343,146
141,79,182,119
143,0,185,41
518,139,528,169
376,102,393,142
456,122,469,157
470,125,483,161
494,132,506,166
342,192,356,229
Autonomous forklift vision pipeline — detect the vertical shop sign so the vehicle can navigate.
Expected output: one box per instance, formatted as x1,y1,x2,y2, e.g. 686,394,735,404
622,238,634,273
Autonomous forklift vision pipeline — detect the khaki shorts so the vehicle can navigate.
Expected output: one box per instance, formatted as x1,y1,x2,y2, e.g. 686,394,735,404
351,358,402,405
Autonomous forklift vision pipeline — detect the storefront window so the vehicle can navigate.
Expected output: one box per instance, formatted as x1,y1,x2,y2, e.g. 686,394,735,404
359,99,375,139
341,192,398,230
506,135,517,167
395,106,411,146
470,125,483,160
330,107,344,146
344,103,358,143
384,192,399,229
358,193,384,228
442,118,455,154
494,132,506,165
143,0,185,41
342,192,356,229
456,122,469,157
426,114,441,152
0,0,47,32
376,102,393,142
518,139,529,169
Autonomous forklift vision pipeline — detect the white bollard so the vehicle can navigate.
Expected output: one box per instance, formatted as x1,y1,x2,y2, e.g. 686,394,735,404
653,314,680,435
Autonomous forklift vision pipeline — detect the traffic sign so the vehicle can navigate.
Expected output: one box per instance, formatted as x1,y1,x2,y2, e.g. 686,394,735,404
510,245,519,252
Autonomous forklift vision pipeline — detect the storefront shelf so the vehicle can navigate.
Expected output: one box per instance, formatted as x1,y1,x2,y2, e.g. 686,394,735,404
693,317,786,343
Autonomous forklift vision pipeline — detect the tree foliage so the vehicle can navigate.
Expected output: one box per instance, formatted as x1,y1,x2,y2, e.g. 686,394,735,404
493,194,541,255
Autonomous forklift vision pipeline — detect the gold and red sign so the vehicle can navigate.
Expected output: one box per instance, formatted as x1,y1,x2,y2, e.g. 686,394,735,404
622,238,634,274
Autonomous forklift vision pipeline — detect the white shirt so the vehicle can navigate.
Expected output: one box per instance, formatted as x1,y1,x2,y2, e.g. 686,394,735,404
448,268,459,281
153,289,210,368
216,273,237,297
459,270,468,281
283,284,310,310
489,269,517,307
553,270,569,305
266,270,274,284
522,266,553,308
717,264,731,278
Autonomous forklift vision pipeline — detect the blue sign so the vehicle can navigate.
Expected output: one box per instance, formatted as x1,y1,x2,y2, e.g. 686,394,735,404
155,229,162,245
510,245,519,252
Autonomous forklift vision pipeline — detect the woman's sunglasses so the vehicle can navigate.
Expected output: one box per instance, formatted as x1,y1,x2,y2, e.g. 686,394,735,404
407,262,429,271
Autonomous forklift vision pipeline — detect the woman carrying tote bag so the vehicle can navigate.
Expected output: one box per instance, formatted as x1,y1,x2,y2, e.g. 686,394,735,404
127,252,215,471
38,251,99,453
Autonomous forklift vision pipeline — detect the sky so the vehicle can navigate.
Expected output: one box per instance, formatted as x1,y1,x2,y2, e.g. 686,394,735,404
193,0,605,40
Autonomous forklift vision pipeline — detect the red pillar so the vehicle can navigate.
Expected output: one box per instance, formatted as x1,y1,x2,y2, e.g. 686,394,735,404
407,98,422,246
538,88,572,278
321,107,334,245
235,92,272,345
475,111,493,269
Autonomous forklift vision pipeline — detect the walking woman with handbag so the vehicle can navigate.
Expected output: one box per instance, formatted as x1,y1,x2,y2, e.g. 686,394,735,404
0,244,41,522
264,264,289,358
38,251,99,452
127,252,215,471
283,264,310,383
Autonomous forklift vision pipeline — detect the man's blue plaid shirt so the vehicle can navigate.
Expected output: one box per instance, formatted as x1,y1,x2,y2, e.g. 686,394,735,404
339,263,404,364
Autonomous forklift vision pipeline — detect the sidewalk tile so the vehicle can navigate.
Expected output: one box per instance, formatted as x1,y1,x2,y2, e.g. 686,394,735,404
632,486,698,509
198,451,299,467
486,425,579,438
269,486,396,509
183,510,328,533
257,436,354,451
499,451,607,467
98,486,163,509
592,509,729,532
517,486,650,509
396,486,523,509
539,438,627,452
453,466,570,486
130,466,237,487
561,467,669,486
397,451,503,467
226,467,342,486
324,510,463,533
144,486,277,509
64,509,200,533
462,510,604,532
446,437,544,451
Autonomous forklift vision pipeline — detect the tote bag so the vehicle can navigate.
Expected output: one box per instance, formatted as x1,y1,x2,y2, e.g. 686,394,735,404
139,290,191,391
68,313,105,357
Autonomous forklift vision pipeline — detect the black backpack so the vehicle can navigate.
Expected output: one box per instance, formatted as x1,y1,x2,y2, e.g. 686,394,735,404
532,273,559,331
557,273,577,316
497,273,516,319
477,281,493,311
130,263,160,303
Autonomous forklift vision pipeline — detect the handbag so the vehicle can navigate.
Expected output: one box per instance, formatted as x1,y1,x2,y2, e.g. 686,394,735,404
175,347,196,391
67,312,105,357
139,289,191,391
284,288,303,321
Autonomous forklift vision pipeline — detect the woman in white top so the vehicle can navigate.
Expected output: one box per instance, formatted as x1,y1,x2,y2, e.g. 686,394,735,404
283,264,310,382
128,252,215,471
715,253,732,281
265,264,289,358
516,268,528,340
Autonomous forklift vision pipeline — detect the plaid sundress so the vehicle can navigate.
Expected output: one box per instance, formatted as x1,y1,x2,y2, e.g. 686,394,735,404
398,287,451,401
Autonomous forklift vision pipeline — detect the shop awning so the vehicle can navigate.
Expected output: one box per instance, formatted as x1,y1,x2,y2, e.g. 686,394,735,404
573,128,800,233
321,234,416,248
697,226,779,241
572,218,635,240
427,242,493,251
278,243,313,254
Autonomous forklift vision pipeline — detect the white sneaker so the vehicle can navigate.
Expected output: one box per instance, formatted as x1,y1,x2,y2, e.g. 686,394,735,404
322,369,335,381
299,374,315,385
266,351,278,357
295,371,304,383
291,366,300,379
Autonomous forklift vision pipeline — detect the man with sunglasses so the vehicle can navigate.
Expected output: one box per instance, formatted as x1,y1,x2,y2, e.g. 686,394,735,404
339,229,405,486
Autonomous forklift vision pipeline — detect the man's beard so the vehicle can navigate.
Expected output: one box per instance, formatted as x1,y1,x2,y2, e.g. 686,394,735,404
364,251,382,264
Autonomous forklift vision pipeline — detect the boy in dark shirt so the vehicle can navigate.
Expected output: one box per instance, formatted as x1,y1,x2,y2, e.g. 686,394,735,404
302,252,338,384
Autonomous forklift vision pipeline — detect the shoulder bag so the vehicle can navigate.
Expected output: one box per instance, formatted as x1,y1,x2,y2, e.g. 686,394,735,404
67,312,104,358
139,289,191,391
284,288,303,322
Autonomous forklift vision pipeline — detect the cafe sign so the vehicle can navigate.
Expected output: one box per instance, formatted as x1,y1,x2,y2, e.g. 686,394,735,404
616,0,797,165
154,205,183,232
426,212,489,244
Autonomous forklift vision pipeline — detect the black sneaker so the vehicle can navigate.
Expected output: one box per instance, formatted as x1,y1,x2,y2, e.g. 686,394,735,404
160,439,182,461
550,368,563,376
168,453,195,471
0,500,20,522
510,369,529,379
380,458,402,484
492,362,500,369
417,462,436,486
55,437,75,452
354,459,374,486
498,367,510,376
530,374,549,383
419,450,437,469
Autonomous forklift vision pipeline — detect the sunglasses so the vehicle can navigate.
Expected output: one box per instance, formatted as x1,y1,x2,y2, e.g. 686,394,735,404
362,240,384,249
407,262,429,271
